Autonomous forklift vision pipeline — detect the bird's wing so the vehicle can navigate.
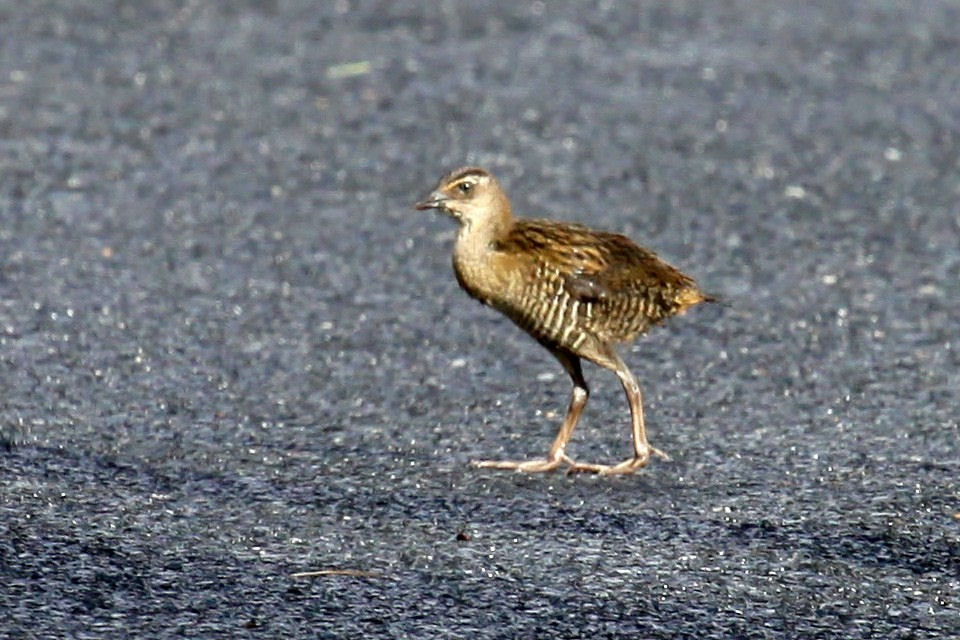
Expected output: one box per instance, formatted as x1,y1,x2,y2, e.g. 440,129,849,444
500,219,696,303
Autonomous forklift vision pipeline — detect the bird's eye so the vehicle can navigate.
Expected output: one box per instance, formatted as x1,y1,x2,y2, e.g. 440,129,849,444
457,181,473,194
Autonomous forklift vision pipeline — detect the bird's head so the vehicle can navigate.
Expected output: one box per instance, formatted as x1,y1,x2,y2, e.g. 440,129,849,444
414,167,512,230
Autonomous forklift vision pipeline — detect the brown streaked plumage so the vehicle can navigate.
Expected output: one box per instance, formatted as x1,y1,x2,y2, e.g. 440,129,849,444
415,166,714,475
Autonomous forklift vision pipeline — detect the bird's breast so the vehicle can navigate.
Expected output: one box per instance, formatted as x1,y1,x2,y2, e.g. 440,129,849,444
452,245,510,307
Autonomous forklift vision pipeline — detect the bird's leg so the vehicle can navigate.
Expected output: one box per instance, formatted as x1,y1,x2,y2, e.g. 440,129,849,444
617,355,671,464
473,350,588,473
567,350,670,475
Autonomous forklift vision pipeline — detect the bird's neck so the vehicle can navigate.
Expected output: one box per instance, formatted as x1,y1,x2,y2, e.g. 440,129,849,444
452,205,514,303
456,204,513,257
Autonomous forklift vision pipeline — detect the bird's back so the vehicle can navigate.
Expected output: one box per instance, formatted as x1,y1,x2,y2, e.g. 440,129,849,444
476,219,709,350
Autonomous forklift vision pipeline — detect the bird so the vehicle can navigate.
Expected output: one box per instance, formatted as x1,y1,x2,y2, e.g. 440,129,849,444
414,167,714,474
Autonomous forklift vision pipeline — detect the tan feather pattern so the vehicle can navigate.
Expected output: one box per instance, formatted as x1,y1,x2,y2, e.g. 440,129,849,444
492,220,708,346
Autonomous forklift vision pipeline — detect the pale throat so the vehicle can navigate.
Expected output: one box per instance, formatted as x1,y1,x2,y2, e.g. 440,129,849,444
453,219,513,303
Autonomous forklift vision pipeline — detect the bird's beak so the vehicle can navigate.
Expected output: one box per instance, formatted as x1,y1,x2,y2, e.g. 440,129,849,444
414,191,448,211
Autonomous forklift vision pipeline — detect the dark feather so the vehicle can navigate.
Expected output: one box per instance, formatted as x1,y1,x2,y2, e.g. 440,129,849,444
498,220,696,294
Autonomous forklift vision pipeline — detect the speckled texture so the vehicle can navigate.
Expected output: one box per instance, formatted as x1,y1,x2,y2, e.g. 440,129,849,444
1,1,957,638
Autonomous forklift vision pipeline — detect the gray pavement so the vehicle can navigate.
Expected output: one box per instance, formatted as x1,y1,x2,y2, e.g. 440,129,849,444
1,1,957,638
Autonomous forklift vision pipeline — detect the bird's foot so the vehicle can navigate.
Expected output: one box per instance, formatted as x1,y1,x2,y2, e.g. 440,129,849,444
471,453,574,473
649,445,671,461
566,446,670,475
565,457,646,475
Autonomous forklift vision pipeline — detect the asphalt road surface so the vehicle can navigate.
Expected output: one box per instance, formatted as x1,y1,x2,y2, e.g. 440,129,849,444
1,2,957,638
